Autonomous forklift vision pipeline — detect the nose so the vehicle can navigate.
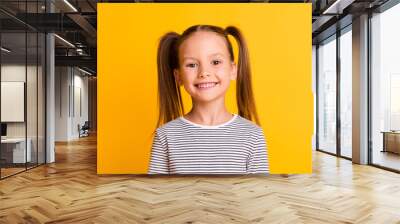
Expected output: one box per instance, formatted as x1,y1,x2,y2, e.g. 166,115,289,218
199,72,210,78
199,66,211,78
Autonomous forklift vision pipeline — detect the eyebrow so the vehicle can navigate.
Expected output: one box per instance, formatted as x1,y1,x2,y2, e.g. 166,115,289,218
182,53,225,61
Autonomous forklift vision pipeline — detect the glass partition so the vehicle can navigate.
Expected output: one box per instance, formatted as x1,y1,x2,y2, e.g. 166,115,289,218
0,1,46,179
1,30,28,177
317,35,337,155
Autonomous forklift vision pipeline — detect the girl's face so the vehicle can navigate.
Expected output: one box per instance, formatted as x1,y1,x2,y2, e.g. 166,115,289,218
174,31,237,103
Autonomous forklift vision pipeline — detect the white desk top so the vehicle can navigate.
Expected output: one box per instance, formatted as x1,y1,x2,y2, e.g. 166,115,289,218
1,138,28,143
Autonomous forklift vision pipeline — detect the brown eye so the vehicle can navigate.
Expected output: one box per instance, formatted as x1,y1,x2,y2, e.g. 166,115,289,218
186,63,197,68
212,60,222,65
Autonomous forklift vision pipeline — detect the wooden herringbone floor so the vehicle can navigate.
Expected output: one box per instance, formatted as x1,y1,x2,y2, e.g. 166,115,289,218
1,134,400,224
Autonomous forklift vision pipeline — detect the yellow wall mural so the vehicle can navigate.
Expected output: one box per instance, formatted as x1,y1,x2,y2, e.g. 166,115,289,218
98,3,313,174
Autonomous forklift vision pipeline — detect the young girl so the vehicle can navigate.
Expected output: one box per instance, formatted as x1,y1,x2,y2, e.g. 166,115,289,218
149,25,269,174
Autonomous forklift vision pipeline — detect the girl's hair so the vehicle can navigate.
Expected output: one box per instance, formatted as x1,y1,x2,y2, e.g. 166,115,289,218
156,24,260,128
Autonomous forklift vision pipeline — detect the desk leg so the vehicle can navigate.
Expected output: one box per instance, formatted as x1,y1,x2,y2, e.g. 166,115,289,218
382,133,386,153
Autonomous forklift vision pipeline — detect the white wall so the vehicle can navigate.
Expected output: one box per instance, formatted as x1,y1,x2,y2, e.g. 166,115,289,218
55,67,70,141
1,82,25,122
72,72,89,138
1,65,38,137
55,67,89,141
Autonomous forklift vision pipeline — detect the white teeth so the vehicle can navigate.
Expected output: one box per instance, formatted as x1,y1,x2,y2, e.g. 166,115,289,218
196,82,217,89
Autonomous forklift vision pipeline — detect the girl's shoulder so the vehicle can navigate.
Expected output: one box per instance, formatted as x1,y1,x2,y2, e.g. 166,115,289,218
155,117,185,134
235,116,266,141
235,115,263,132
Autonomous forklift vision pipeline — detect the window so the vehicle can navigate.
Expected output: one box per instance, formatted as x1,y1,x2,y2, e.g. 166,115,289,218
339,27,352,158
318,35,337,154
371,2,400,171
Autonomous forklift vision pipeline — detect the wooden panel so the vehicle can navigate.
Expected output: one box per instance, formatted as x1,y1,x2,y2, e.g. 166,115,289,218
384,132,400,154
1,135,400,222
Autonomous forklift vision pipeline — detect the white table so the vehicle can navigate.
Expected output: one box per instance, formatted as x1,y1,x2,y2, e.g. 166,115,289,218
1,138,31,163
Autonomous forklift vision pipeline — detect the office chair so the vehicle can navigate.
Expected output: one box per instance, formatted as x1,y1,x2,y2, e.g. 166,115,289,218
79,121,90,138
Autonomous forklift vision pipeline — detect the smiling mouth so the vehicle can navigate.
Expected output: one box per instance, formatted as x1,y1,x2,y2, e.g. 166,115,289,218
195,82,220,89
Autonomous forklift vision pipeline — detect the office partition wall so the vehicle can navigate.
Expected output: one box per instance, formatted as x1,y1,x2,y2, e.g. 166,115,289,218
0,1,46,179
0,31,28,177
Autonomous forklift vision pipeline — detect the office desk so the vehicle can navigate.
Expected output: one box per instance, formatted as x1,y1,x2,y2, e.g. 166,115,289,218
1,138,31,163
381,131,400,154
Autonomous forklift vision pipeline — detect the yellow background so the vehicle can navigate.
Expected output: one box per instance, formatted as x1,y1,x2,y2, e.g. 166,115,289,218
98,3,312,174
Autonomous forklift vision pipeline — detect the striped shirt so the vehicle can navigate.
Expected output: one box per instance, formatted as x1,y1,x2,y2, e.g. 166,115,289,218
148,114,269,174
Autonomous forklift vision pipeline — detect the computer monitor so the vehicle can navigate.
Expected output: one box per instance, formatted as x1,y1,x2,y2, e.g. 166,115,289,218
1,123,7,137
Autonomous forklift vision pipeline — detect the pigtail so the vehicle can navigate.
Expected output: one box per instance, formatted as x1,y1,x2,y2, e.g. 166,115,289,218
225,26,260,125
156,32,184,128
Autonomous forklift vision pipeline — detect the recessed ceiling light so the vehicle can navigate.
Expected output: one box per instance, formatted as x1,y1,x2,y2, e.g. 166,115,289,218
77,67,93,76
54,34,75,48
1,47,11,53
63,0,78,12
322,0,354,15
